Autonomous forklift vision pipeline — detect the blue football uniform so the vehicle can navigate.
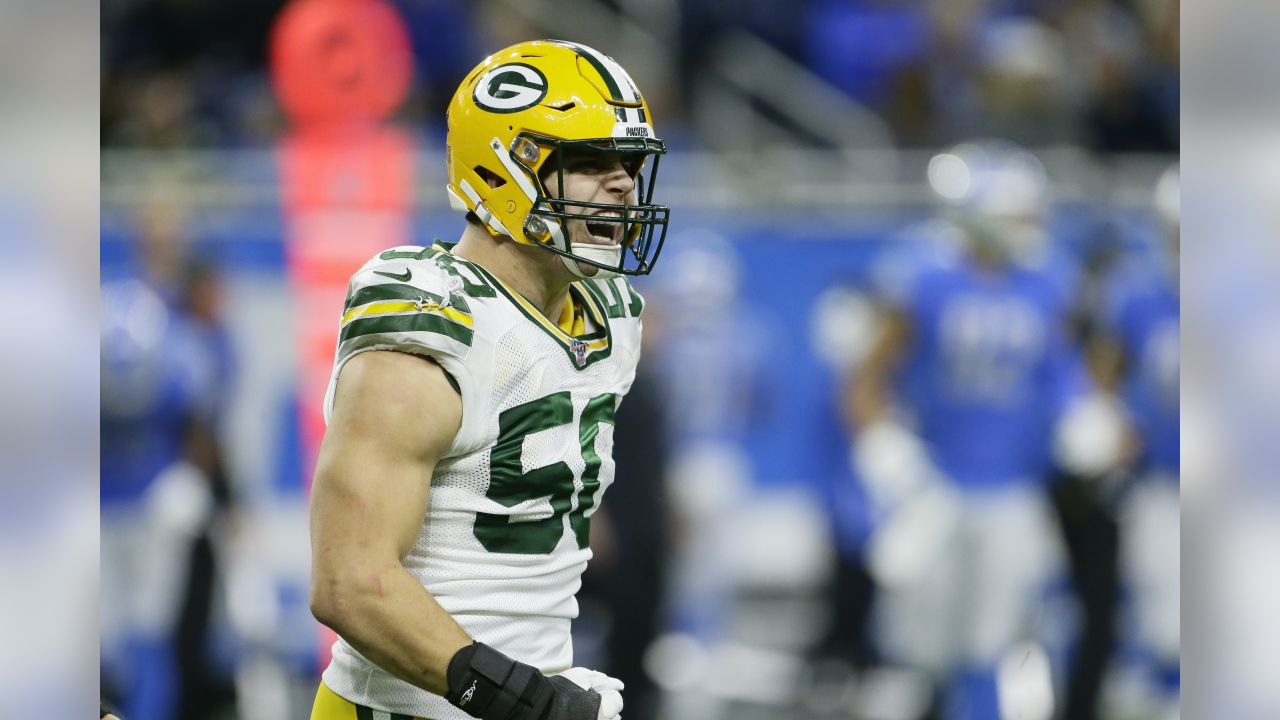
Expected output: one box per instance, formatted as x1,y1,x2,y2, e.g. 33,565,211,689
101,278,224,504
885,241,1079,488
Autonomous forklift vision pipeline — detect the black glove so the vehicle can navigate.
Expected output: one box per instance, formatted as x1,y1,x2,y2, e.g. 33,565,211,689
446,642,601,720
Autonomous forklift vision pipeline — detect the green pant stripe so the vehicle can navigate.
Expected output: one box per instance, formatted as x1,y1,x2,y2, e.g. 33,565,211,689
355,706,416,720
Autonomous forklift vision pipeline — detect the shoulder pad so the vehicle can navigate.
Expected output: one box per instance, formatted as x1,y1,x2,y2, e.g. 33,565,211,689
355,244,499,300
339,246,478,353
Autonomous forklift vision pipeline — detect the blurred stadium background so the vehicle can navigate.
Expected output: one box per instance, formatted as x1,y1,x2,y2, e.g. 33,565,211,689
99,1,1178,719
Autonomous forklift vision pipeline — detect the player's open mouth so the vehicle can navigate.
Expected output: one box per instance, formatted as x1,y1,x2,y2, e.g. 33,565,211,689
583,216,622,246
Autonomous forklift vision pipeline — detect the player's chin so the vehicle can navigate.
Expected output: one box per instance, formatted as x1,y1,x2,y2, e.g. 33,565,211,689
567,238,620,277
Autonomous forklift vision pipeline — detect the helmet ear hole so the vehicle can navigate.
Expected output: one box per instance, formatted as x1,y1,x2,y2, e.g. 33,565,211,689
474,166,506,189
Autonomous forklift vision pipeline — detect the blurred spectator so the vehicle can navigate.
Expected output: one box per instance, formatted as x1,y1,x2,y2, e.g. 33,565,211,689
970,17,1073,145
392,0,482,130
171,260,240,720
847,141,1079,720
1043,215,1130,720
1056,0,1178,151
808,286,884,701
100,0,1178,152
1087,164,1180,717
804,0,933,143
102,0,288,147
100,206,238,720
649,232,776,643
678,0,813,91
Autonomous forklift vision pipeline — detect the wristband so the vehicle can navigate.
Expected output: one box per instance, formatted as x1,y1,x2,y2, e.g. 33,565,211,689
445,642,554,720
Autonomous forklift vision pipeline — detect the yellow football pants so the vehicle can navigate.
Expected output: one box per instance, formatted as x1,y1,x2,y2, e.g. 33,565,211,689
310,682,437,720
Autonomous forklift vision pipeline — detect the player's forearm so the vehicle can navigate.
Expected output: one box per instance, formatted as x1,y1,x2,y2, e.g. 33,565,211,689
847,375,889,431
847,310,908,431
311,562,471,695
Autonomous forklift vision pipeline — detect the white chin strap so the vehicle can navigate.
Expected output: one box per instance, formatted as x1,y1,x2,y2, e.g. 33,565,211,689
561,243,622,279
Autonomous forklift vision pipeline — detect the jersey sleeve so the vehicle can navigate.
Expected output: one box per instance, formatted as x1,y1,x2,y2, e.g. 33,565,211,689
322,247,482,454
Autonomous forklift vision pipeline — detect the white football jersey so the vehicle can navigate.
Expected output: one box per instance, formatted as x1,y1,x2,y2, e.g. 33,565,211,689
320,243,644,719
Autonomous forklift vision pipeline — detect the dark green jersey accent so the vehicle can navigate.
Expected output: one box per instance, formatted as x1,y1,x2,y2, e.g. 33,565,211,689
598,279,627,319
355,704,413,720
376,243,497,298
379,246,438,262
582,277,644,320
467,262,616,370
339,312,474,347
475,391,617,554
429,243,498,298
373,268,412,282
355,705,372,720
570,393,617,548
345,282,471,316
476,392,577,554
624,278,644,317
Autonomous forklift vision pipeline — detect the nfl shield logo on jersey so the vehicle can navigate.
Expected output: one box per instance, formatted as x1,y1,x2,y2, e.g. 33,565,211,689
570,339,589,366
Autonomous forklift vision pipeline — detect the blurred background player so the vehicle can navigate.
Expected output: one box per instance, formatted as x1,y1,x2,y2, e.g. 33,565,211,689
847,141,1078,720
101,204,239,720
1090,164,1180,718
651,233,777,647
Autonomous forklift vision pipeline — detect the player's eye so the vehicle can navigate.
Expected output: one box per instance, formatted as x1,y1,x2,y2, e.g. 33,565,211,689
565,154,620,174
621,155,645,176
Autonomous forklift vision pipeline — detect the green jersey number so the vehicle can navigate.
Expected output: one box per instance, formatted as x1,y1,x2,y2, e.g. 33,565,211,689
474,391,616,554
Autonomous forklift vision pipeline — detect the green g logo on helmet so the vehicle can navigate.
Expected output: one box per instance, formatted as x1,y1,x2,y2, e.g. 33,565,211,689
473,63,549,114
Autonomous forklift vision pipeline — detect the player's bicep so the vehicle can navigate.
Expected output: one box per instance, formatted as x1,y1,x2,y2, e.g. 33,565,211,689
311,350,462,571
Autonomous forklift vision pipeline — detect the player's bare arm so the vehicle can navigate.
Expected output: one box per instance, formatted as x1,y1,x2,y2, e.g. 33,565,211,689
309,349,470,695
845,306,910,431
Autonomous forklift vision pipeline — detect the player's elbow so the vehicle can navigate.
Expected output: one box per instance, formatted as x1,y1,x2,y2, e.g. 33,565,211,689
309,562,372,633
309,570,350,631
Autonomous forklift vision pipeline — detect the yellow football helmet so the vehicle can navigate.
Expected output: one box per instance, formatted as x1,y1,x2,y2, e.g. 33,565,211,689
446,40,669,277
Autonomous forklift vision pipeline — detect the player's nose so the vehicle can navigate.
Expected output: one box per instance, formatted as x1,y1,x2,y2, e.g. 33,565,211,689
601,160,635,199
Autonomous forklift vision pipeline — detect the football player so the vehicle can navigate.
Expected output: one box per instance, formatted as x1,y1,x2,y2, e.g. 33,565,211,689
306,41,669,720
847,141,1077,719
1095,164,1180,715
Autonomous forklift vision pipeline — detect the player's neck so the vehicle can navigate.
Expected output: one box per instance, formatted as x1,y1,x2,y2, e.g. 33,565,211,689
453,224,573,321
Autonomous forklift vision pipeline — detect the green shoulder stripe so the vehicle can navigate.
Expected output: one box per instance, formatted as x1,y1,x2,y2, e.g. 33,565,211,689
379,246,439,262
429,243,498,298
346,281,471,315
339,312,473,347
